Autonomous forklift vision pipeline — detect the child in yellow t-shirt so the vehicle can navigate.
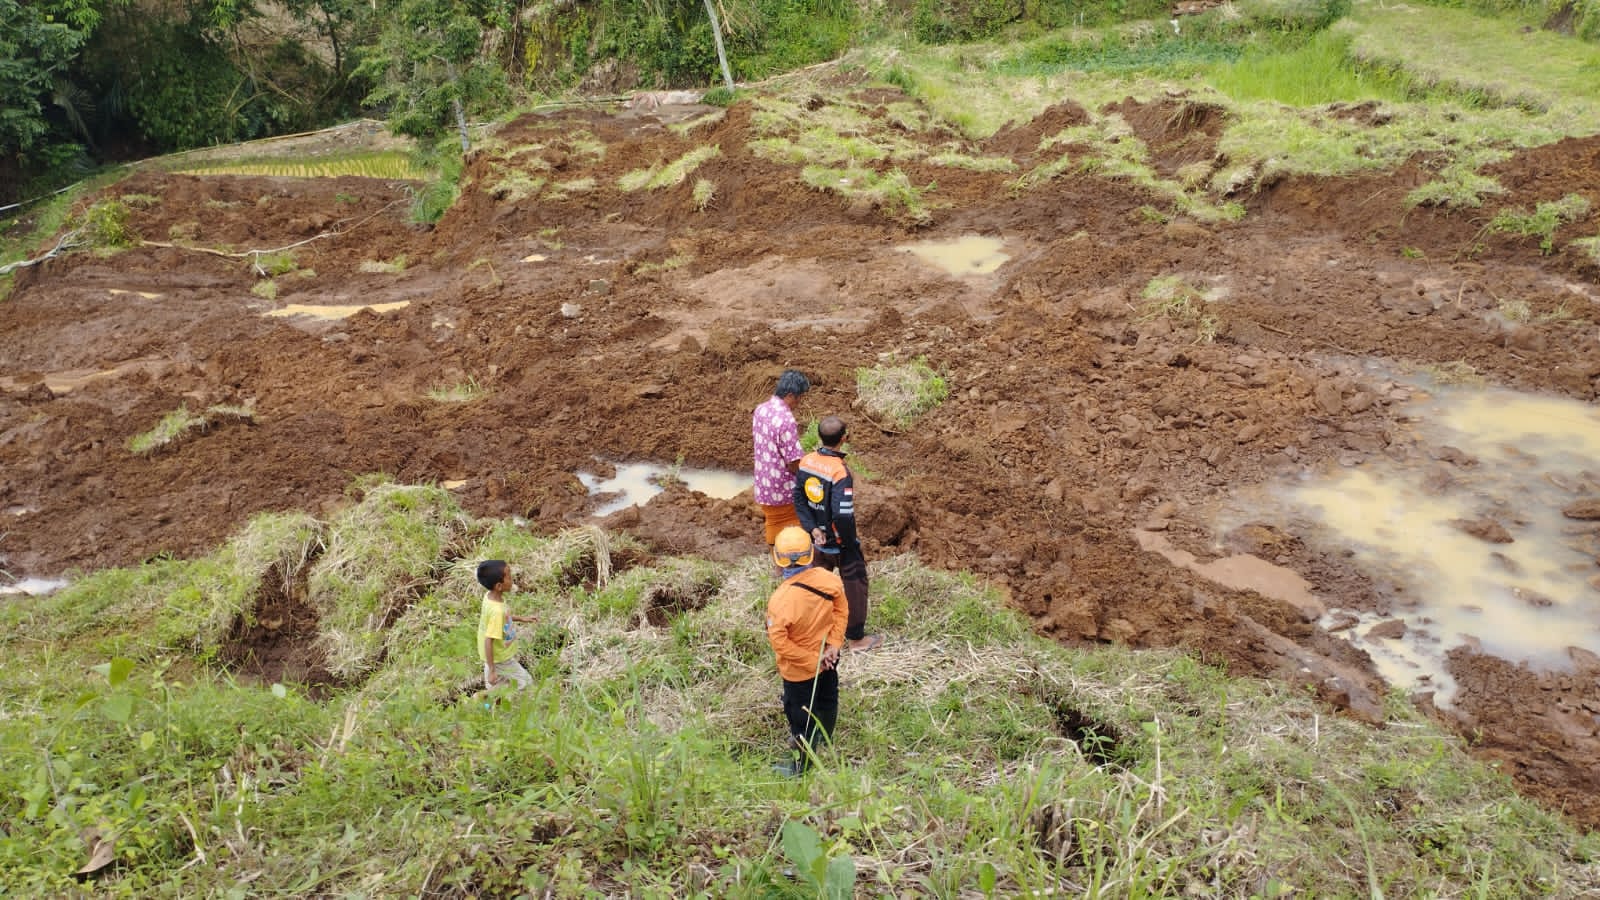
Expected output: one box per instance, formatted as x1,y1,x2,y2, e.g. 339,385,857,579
476,560,537,690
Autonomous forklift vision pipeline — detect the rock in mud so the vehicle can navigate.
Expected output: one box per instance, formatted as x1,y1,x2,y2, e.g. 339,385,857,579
1451,516,1514,544
1563,498,1600,520
1514,587,1555,607
1366,619,1407,640
1326,612,1360,633
1430,445,1478,468
1313,380,1344,416
1489,551,1523,575
1102,618,1138,642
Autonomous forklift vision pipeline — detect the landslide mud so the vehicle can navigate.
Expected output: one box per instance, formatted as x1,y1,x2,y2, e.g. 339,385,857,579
4,95,1600,825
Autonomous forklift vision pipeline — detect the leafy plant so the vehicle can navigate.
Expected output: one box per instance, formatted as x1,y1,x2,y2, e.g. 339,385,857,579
78,199,138,249
254,250,298,277
781,820,856,900
410,138,463,224
1487,193,1593,254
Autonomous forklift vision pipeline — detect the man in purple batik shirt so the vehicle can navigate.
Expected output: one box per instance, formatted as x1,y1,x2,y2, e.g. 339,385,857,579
752,370,809,547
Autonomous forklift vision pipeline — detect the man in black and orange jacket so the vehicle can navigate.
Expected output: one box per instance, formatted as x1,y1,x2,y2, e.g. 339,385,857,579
794,415,882,651
767,526,847,776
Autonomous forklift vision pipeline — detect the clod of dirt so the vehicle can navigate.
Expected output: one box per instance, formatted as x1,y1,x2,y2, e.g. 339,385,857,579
1514,587,1555,608
1451,516,1515,544
642,581,714,628
1326,612,1360,633
1563,498,1600,520
1430,446,1479,468
1367,619,1407,640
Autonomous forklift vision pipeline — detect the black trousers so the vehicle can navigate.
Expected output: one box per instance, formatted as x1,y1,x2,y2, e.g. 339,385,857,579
782,669,838,770
815,547,870,641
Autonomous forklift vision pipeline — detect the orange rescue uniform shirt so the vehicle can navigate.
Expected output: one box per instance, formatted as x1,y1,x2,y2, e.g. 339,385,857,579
766,566,849,682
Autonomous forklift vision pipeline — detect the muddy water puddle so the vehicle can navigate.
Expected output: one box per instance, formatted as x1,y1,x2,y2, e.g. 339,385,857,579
1214,383,1600,703
578,461,747,516
0,357,168,394
265,301,410,320
899,235,1010,276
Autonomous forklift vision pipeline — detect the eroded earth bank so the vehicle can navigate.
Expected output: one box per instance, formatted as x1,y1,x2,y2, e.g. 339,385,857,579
5,91,1600,825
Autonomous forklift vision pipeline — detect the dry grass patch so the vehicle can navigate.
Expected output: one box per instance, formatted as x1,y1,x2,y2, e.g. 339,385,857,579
856,356,949,428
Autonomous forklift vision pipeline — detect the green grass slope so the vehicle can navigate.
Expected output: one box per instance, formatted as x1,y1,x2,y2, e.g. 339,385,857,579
2,484,1597,895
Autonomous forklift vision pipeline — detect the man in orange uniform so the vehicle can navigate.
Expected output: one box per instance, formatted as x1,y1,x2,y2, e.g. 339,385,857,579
794,415,882,651
766,526,847,777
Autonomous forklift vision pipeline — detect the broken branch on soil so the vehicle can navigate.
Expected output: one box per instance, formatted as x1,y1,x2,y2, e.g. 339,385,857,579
138,199,405,275
0,230,87,276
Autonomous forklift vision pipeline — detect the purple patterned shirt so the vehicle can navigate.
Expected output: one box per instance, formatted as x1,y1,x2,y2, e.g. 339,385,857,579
752,395,802,506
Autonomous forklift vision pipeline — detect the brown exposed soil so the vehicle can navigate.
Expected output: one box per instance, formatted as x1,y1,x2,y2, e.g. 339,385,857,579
219,555,339,696
4,92,1600,826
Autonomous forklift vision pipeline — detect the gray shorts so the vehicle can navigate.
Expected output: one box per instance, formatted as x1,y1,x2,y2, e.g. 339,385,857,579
486,657,532,690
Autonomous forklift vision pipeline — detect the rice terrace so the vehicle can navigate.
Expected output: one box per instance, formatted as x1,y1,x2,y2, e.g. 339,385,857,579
7,0,1600,894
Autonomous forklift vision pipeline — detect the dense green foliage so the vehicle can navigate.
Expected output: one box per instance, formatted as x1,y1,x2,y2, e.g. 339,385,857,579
356,0,513,142
2,0,367,199
3,0,1594,207
0,0,96,166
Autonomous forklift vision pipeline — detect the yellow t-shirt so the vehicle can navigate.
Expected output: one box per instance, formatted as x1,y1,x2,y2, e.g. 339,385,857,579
478,594,517,663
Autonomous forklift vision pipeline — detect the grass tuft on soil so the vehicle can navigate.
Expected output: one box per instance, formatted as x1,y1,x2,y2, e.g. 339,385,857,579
1485,193,1593,254
617,146,723,192
1,489,1597,895
128,402,255,455
856,357,950,428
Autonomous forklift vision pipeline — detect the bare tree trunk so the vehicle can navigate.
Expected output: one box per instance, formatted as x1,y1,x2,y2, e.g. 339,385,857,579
701,0,735,93
443,59,471,152
452,97,470,153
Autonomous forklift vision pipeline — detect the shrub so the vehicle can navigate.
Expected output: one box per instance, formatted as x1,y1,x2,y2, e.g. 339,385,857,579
78,199,138,249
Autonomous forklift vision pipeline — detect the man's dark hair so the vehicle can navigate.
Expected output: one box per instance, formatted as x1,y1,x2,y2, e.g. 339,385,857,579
476,559,509,591
774,369,810,399
818,415,847,447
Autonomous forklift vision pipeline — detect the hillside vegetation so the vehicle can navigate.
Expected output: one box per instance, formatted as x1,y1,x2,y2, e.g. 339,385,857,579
5,0,1598,201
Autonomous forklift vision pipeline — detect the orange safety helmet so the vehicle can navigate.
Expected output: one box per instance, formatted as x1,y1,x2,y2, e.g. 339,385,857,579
771,525,814,568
